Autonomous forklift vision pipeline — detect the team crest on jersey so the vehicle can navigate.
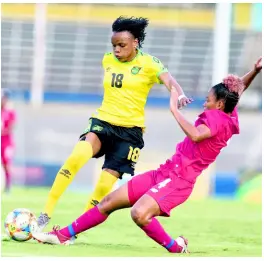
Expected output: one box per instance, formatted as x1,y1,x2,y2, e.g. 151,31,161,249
106,67,111,72
131,66,142,75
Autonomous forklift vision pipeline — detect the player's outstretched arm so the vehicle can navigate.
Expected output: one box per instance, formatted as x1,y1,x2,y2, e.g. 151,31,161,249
159,72,193,108
169,87,211,142
241,57,262,94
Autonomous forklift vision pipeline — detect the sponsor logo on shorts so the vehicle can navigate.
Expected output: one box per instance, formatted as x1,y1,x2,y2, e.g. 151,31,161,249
92,125,104,132
59,169,71,179
150,178,172,193
82,119,92,135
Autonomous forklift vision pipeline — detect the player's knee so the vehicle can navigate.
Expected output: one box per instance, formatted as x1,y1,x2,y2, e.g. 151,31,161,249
97,194,114,215
131,207,148,227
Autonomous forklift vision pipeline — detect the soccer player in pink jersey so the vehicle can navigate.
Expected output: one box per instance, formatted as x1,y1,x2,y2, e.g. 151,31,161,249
1,89,16,193
32,57,262,253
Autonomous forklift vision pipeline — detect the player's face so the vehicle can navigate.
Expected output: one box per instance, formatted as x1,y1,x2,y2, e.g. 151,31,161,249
203,89,224,111
111,31,138,62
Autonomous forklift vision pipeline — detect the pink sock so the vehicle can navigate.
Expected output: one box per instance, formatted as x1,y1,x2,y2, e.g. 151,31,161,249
141,218,182,253
59,206,108,238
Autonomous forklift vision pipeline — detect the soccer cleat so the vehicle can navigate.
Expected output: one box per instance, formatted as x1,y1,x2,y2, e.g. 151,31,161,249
69,235,78,245
32,225,71,245
36,212,50,232
176,236,189,253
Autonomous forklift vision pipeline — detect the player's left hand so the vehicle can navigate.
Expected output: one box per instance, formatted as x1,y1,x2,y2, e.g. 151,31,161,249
178,95,194,109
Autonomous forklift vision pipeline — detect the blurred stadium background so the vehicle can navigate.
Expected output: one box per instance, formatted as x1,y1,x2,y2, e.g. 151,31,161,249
1,3,262,202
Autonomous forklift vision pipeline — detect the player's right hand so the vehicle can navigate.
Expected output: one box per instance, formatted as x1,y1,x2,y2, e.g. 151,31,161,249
254,57,262,73
178,96,194,109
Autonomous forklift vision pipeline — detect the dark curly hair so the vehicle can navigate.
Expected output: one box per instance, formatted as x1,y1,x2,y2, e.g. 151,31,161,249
112,16,149,49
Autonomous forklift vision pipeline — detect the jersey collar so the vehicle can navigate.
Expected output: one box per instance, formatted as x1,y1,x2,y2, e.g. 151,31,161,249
113,49,142,64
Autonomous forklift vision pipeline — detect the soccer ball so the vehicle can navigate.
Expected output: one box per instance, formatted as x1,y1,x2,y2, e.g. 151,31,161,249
4,208,38,242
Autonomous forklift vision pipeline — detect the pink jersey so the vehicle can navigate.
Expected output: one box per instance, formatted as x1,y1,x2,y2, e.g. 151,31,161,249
158,107,240,184
1,107,16,145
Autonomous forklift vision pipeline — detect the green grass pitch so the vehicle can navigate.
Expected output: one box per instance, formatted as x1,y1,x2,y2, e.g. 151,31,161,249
1,187,262,257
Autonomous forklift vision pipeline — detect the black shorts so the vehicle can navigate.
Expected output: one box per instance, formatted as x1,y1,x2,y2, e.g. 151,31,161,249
79,118,144,178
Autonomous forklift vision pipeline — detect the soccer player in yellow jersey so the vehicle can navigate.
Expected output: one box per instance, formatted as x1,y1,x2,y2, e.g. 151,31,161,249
37,16,192,231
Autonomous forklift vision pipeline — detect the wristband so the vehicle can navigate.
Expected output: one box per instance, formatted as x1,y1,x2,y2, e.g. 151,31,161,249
178,94,186,101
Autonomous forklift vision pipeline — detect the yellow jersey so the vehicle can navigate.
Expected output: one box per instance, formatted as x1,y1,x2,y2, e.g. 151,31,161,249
93,50,168,128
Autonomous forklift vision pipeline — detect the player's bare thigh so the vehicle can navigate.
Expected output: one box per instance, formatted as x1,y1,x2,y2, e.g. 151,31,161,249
97,183,132,215
103,168,120,178
97,170,157,216
83,132,102,156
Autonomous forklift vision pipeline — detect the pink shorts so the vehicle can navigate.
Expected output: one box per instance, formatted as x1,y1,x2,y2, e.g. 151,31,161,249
128,170,194,217
1,143,14,165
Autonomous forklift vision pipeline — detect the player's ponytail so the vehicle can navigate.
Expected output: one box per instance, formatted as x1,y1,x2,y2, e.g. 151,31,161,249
112,16,149,48
222,74,244,95
212,74,244,113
